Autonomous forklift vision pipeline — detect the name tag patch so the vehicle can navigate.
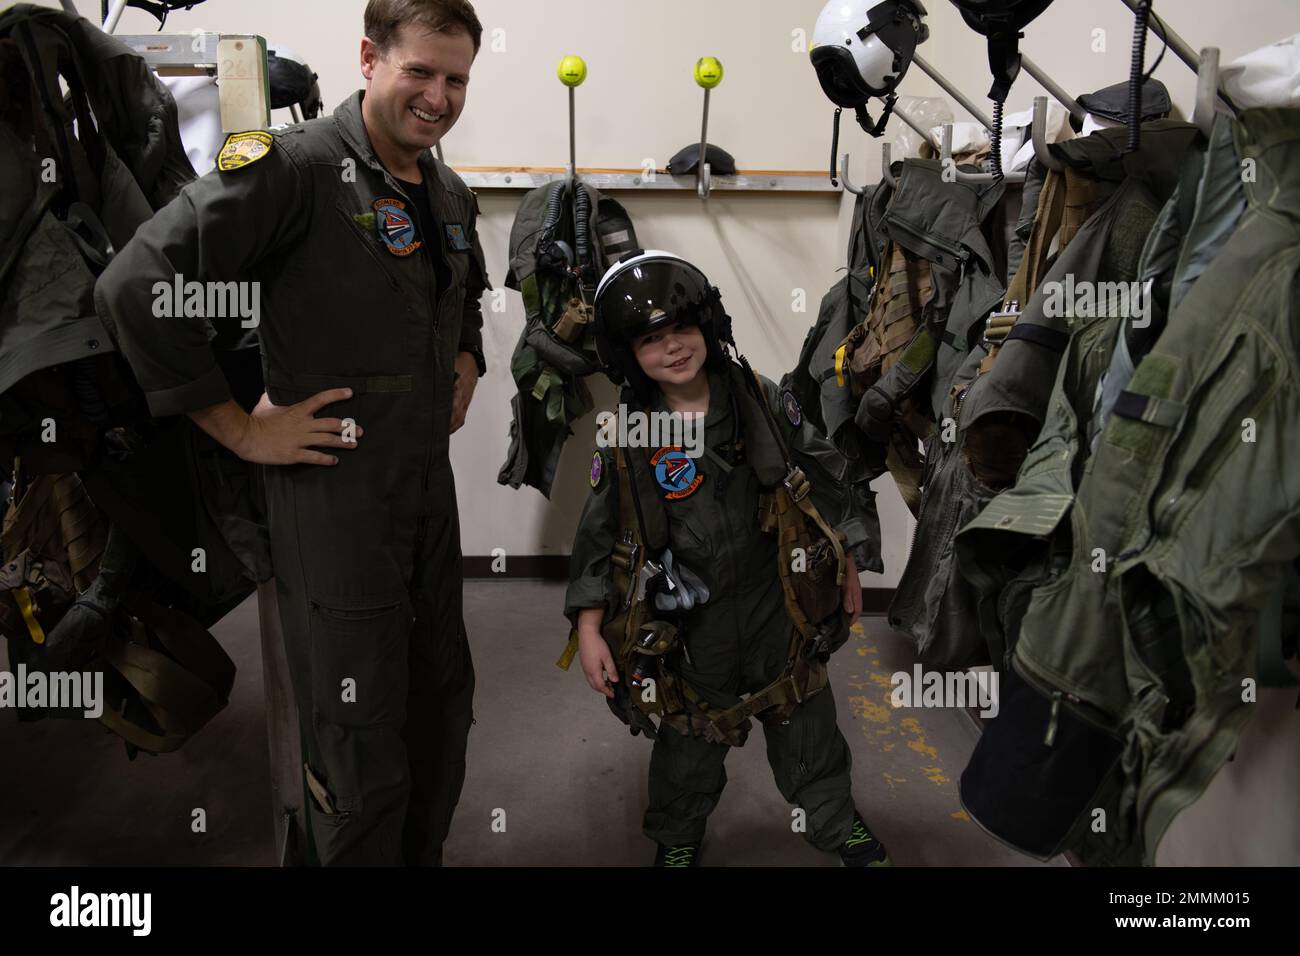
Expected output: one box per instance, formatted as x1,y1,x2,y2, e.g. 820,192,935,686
445,222,471,251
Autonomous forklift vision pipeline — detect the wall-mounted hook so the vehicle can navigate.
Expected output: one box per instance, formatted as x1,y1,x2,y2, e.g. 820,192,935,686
1193,47,1220,138
942,122,1028,184
1032,96,1064,172
839,154,866,195
103,0,128,33
694,57,724,200
557,55,587,190
881,142,898,189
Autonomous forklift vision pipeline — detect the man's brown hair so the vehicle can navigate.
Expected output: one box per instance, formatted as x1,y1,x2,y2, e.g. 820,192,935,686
364,0,483,55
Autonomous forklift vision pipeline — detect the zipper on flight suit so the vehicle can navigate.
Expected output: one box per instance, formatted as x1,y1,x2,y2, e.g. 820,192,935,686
388,170,453,495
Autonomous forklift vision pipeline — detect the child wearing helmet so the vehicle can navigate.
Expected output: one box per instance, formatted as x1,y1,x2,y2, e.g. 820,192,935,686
562,250,889,867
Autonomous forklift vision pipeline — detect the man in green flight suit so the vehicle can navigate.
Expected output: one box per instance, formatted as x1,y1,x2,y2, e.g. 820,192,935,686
93,0,490,866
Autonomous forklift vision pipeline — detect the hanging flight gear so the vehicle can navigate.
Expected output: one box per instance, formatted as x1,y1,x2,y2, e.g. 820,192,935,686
0,4,263,755
955,108,1300,865
268,46,323,120
891,121,1197,674
498,181,640,497
833,157,1007,516
0,472,235,755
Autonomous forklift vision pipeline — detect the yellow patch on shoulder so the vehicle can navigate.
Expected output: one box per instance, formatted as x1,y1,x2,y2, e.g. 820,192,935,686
217,130,273,172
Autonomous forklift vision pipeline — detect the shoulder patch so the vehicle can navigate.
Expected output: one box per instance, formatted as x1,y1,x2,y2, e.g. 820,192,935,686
217,130,273,172
589,451,604,489
782,389,803,427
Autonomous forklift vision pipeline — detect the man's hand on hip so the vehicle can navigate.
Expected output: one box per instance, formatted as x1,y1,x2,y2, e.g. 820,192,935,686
189,390,363,466
450,351,479,434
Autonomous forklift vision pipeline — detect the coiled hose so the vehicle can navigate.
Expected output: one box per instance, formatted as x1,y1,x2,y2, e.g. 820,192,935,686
1128,1,1153,153
573,181,592,283
990,99,1004,179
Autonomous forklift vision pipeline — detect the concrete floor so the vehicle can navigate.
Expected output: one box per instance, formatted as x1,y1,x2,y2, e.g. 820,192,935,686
0,579,1061,867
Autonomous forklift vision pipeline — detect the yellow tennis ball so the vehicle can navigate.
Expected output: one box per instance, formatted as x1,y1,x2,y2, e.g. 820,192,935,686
557,55,587,87
694,56,723,89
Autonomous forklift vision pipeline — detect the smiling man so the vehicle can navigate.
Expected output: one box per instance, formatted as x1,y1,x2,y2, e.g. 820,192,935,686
94,0,490,865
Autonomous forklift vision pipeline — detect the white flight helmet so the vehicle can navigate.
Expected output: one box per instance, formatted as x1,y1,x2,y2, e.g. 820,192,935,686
811,1,929,135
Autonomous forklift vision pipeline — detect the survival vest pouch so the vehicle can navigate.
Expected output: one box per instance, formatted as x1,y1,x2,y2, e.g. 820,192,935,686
837,239,934,514
0,470,234,754
956,164,1102,488
499,181,640,497
559,366,847,747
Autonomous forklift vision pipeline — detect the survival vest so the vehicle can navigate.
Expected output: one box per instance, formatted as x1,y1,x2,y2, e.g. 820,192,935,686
835,156,1009,515
498,180,640,497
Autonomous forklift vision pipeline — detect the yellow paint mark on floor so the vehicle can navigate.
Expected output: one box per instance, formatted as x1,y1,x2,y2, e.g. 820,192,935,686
882,772,907,789
898,718,923,734
862,646,878,654
855,647,869,657
871,659,882,667
923,766,949,785
882,742,895,752
907,737,939,760
951,810,970,822
848,695,892,723
850,622,866,636
868,672,893,688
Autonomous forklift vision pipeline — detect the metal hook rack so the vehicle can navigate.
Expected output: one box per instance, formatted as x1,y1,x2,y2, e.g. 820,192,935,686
1031,96,1064,171
939,122,1027,184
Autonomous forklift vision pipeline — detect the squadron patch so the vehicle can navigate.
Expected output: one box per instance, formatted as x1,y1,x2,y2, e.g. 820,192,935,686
782,389,803,427
373,198,422,257
216,130,273,172
589,451,603,489
445,222,471,251
651,446,703,500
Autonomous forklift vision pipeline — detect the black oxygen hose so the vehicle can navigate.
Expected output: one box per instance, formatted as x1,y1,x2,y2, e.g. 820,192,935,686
990,99,1004,180
573,182,592,282
541,180,566,239
829,108,842,187
1128,1,1153,153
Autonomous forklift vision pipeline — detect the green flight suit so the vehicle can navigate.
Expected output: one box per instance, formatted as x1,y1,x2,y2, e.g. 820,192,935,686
93,91,490,866
565,362,872,850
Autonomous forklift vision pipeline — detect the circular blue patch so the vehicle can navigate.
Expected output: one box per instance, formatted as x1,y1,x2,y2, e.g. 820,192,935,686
651,446,702,500
373,198,420,256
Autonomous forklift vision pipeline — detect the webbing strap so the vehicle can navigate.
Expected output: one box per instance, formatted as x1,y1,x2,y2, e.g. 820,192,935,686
1004,323,1069,353
1112,390,1186,429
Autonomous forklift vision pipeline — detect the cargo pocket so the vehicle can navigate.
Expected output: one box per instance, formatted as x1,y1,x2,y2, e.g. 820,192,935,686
309,592,410,729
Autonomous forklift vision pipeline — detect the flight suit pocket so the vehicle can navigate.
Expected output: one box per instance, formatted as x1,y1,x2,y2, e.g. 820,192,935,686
309,592,411,729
